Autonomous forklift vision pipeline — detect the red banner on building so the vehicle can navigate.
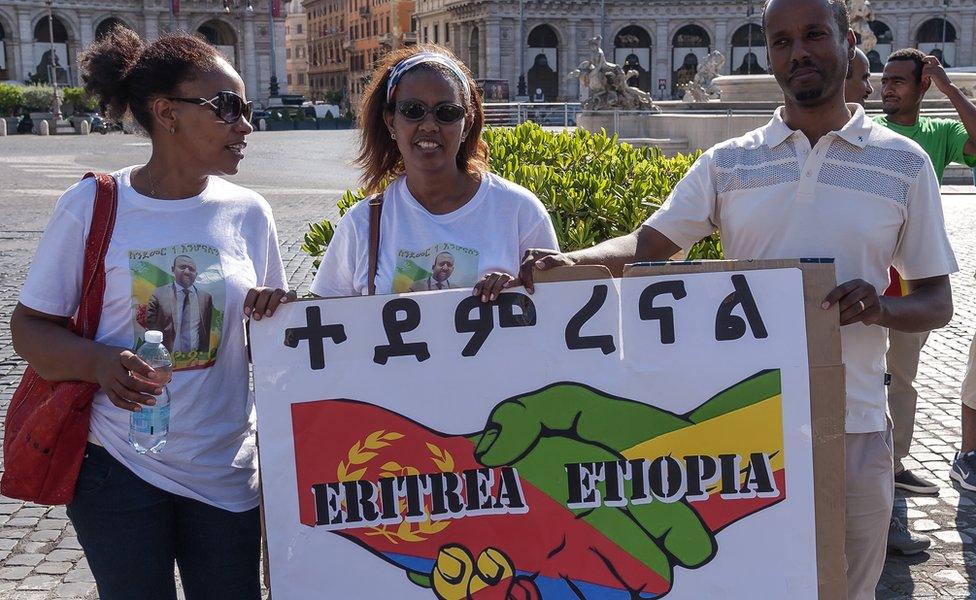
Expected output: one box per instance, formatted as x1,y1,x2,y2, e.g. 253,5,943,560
171,0,180,14
272,0,281,17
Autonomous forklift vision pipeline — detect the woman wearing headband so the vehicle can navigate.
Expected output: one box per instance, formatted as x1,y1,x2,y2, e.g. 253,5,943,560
310,45,558,300
10,28,291,599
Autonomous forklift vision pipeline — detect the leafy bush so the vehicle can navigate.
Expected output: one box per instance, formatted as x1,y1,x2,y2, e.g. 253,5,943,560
302,122,722,270
20,85,54,112
62,87,99,114
0,83,24,116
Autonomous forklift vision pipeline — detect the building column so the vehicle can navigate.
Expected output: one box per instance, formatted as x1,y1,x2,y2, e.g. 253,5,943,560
17,9,30,81
449,22,460,56
485,17,500,79
478,21,487,79
79,13,93,53
655,20,670,99
457,24,470,71
564,19,578,100
895,14,911,50
244,15,259,103
713,19,727,73
9,32,22,82
959,13,974,67
143,12,159,40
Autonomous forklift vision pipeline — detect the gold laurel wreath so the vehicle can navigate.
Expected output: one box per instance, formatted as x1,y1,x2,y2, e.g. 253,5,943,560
336,429,455,544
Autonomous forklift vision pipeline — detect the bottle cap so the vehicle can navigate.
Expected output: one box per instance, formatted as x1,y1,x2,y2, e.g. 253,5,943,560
144,330,163,344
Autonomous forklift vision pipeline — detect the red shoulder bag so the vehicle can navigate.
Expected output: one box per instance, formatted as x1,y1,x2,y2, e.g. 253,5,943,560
1,172,118,505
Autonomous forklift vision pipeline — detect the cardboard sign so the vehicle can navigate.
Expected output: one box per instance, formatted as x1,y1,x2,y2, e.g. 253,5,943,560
250,260,844,599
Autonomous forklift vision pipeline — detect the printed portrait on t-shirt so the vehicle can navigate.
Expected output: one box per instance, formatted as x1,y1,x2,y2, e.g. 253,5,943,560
129,243,226,371
394,243,479,293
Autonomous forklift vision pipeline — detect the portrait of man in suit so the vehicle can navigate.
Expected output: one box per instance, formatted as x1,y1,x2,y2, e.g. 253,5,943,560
409,251,456,292
145,255,214,354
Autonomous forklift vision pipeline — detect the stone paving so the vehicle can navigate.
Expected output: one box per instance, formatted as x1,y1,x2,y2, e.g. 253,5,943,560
0,132,975,598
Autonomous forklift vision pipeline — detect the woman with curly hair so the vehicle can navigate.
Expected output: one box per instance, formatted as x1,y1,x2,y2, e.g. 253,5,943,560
311,45,558,300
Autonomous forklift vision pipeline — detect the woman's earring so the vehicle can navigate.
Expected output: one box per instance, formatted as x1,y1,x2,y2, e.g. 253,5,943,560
170,126,176,134
391,131,397,140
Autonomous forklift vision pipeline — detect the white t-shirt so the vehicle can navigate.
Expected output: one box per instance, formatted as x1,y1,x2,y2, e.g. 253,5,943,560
311,173,559,297
646,105,958,433
20,166,287,512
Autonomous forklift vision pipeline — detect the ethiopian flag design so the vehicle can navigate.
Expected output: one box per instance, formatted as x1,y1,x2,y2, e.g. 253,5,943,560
393,242,480,293
291,370,786,599
129,243,226,371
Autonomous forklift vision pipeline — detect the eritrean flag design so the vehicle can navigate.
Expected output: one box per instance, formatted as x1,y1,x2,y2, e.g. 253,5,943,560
292,370,786,599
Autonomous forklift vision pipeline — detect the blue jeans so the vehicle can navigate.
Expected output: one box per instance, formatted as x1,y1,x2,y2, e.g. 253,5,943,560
66,443,261,600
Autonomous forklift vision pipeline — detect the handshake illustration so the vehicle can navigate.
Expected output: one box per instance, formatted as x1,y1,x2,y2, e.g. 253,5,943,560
291,370,785,599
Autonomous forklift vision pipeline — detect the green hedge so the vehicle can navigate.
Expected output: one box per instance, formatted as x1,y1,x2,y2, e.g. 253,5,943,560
302,122,722,270
62,87,99,114
0,83,24,116
20,85,54,112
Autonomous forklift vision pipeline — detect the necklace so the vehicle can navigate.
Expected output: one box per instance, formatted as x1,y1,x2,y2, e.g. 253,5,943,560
145,163,156,197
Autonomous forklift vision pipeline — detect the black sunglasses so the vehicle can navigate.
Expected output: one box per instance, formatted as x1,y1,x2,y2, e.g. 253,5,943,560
395,100,466,124
167,91,253,124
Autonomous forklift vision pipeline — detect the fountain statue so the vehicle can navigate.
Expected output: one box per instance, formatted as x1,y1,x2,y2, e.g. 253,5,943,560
567,35,657,111
849,0,877,52
683,50,725,103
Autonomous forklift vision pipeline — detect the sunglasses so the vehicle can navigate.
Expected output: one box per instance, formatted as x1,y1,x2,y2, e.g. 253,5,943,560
167,91,253,124
395,100,466,124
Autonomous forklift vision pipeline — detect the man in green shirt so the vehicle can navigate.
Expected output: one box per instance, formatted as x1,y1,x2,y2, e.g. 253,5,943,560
876,49,976,180
875,46,976,544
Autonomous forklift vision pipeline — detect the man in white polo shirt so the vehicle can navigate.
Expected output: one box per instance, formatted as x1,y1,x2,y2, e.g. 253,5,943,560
520,0,955,597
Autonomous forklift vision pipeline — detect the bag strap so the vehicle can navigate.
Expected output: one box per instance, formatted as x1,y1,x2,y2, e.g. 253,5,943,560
72,173,118,339
367,192,384,296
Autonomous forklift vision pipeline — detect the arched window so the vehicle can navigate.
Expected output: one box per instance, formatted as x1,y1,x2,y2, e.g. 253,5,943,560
198,20,238,68
671,24,710,97
861,21,893,72
33,15,70,85
730,23,766,74
95,17,130,41
0,22,8,79
613,25,652,92
468,26,479,78
916,18,956,67
527,25,558,101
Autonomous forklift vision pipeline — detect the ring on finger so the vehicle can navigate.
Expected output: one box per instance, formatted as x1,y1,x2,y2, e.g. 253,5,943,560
857,300,865,311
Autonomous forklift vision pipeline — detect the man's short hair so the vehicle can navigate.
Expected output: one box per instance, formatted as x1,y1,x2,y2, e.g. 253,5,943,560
762,0,850,37
173,254,195,268
432,251,454,264
886,48,926,83
847,48,867,80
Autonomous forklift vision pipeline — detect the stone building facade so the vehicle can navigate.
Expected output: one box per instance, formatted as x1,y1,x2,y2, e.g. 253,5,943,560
0,0,287,105
285,0,309,96
412,0,976,101
304,0,415,108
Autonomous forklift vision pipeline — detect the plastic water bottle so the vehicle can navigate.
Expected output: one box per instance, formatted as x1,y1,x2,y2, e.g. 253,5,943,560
129,330,173,454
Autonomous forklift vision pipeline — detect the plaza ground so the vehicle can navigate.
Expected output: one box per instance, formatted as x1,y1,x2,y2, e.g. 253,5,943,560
0,130,975,598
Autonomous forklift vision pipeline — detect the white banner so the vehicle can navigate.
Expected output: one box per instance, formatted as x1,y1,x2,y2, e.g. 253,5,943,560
251,268,819,599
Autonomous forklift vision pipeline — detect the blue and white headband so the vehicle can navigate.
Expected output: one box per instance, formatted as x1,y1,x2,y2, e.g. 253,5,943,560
386,52,471,104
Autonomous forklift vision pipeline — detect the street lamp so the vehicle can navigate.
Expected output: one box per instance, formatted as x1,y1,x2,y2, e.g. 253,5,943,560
941,0,950,57
746,1,755,74
517,0,525,96
268,0,279,97
45,0,63,122
599,0,605,52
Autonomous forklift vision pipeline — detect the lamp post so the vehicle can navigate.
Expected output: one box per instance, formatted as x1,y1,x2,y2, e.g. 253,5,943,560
517,0,525,96
268,0,280,97
941,0,950,62
746,1,755,74
599,0,605,52
45,0,62,122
